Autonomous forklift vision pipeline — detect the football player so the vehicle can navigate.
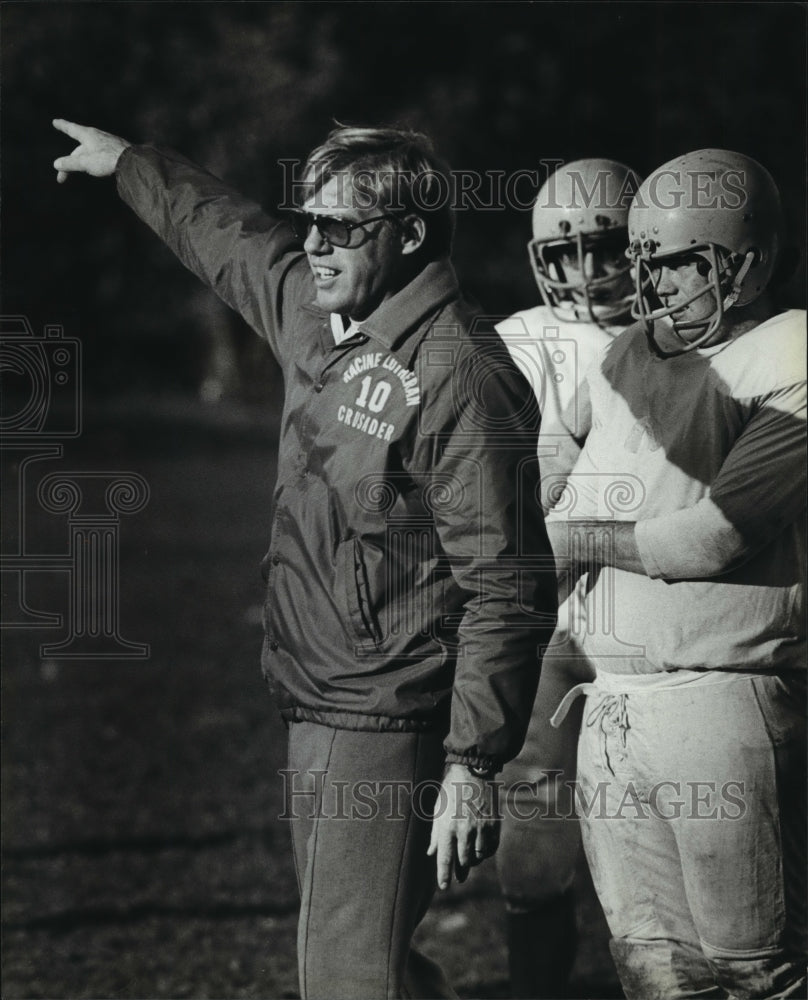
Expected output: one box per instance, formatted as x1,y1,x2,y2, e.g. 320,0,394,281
495,157,641,998
546,149,806,998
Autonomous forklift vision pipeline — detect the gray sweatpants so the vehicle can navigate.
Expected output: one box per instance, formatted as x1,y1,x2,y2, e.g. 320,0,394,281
284,721,457,999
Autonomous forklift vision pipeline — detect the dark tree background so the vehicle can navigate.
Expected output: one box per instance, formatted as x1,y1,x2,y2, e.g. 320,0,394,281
2,1,805,402
1,5,806,999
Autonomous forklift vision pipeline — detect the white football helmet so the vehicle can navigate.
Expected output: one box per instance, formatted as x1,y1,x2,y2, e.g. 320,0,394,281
529,158,642,324
628,149,784,355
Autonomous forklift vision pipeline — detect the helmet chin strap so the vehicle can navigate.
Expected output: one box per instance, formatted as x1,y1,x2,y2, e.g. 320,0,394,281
641,249,756,358
723,249,756,309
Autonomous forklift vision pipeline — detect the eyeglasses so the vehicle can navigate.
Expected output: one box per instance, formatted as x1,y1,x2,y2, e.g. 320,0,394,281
287,210,399,248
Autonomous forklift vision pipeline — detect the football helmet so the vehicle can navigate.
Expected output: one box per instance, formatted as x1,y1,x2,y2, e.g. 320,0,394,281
529,158,642,324
627,149,784,355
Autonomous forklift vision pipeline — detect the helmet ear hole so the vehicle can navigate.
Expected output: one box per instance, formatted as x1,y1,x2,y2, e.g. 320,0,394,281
627,150,783,310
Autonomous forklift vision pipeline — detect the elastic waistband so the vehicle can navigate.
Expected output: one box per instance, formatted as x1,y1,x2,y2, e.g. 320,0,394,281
281,704,447,734
549,669,769,729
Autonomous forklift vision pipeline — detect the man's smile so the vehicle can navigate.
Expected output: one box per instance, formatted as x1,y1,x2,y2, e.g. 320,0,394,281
310,261,340,284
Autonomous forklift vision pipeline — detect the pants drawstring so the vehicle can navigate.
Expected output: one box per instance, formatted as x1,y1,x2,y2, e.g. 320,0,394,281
549,682,598,728
585,693,630,776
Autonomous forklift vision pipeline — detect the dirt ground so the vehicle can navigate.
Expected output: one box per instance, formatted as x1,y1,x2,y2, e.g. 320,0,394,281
1,395,623,999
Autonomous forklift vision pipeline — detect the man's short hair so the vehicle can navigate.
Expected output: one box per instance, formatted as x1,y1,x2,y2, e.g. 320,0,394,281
301,124,455,260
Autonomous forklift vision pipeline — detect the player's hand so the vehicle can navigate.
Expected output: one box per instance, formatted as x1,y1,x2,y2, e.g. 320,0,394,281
427,763,500,890
52,119,131,183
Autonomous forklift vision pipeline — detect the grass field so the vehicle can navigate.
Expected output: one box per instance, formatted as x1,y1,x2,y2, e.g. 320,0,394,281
1,395,622,999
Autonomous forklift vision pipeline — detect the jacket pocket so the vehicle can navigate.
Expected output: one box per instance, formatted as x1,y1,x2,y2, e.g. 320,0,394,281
337,537,384,647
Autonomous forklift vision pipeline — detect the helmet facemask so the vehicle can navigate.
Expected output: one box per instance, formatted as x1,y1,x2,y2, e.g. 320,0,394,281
628,239,757,357
528,227,635,326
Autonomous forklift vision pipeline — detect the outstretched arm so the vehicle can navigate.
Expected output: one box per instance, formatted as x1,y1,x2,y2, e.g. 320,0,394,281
53,119,130,183
52,118,305,355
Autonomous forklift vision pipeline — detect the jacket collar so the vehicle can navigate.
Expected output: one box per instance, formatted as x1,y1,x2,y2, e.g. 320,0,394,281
306,258,461,362
358,258,460,354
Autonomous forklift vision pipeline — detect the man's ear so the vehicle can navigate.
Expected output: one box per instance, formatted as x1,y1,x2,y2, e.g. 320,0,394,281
400,214,427,256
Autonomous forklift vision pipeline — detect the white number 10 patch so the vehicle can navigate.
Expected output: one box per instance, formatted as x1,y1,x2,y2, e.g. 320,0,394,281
355,376,392,413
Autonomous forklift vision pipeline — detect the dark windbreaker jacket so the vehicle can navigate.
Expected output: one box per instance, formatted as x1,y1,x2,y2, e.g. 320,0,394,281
116,146,557,773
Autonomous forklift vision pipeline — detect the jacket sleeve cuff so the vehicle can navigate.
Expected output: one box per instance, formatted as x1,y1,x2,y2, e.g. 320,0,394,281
114,143,143,184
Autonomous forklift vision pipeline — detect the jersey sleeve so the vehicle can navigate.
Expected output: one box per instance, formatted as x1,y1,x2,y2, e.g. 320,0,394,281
115,144,308,364
636,379,807,579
